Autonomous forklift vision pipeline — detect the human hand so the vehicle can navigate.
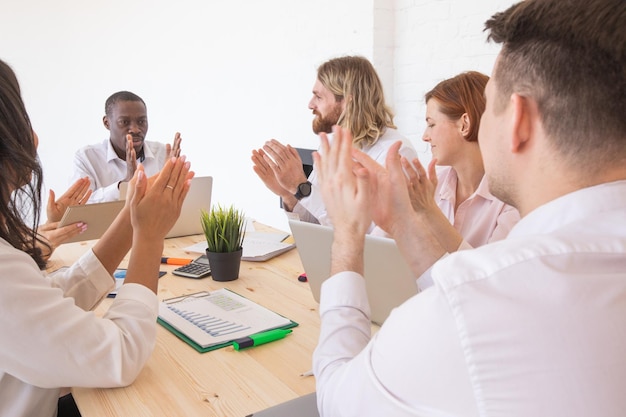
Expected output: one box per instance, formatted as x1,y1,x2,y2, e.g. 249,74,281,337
46,177,92,222
166,132,182,158
129,156,193,241
251,148,291,198
37,221,87,259
403,157,439,213
315,126,373,237
261,139,308,193
351,140,415,237
123,134,138,182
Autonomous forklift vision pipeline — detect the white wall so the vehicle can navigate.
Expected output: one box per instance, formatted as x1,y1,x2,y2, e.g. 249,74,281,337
1,0,516,232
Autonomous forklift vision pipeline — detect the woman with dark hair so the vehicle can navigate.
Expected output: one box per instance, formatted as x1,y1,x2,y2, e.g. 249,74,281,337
402,71,519,288
0,59,193,417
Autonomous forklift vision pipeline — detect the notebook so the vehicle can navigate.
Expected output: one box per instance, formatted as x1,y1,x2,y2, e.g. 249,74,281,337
58,200,125,243
288,219,418,326
158,289,298,353
120,175,213,238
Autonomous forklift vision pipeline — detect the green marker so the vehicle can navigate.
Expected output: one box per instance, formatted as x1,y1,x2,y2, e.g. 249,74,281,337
233,329,292,350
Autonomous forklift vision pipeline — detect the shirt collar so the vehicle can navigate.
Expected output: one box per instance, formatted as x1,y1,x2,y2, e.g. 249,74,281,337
508,180,626,238
106,139,154,163
438,167,495,203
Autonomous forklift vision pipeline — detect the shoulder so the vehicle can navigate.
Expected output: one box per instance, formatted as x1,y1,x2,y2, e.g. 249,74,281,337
74,139,109,157
365,128,417,161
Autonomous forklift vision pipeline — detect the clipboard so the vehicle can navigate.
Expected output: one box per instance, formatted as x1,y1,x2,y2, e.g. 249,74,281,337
58,200,125,243
157,289,298,353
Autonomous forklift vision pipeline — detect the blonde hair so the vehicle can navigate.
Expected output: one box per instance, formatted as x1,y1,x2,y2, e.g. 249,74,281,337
317,56,396,148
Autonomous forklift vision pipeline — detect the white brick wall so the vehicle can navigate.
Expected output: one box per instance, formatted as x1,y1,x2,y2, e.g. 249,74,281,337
390,0,518,161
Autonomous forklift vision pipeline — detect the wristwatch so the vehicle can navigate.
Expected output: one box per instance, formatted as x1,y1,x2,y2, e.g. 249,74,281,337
294,181,312,200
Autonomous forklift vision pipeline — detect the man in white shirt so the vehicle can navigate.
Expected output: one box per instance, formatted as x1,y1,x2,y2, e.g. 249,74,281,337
71,91,182,202
311,0,626,416
251,56,416,228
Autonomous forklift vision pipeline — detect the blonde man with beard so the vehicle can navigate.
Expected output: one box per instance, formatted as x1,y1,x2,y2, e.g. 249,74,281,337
251,56,417,231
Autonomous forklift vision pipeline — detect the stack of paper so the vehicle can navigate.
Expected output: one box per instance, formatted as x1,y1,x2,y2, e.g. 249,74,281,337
183,231,295,262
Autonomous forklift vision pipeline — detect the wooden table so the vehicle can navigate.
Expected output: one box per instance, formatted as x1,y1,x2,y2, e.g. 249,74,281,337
48,227,319,417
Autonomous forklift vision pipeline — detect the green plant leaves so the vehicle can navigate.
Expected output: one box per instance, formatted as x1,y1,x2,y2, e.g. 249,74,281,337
200,204,246,253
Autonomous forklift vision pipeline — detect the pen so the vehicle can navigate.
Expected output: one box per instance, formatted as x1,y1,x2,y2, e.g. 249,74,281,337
233,329,293,350
161,257,193,266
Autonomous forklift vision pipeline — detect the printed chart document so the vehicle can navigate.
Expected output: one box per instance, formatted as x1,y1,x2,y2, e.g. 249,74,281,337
158,289,297,352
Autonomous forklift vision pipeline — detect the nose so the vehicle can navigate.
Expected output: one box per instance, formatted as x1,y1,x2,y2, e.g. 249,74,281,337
422,131,430,143
128,121,141,134
308,97,316,110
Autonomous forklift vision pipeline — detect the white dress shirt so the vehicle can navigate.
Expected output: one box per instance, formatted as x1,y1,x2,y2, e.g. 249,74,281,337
291,128,418,228
314,180,626,417
71,139,169,203
0,242,158,417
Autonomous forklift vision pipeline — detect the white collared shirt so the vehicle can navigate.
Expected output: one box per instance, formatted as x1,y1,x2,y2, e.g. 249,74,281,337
70,139,169,203
0,243,158,417
314,180,626,417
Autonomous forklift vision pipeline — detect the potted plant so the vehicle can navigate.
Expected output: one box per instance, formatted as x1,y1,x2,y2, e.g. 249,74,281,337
200,204,246,282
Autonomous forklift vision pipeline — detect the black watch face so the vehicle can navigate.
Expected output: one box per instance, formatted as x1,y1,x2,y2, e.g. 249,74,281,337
299,182,312,196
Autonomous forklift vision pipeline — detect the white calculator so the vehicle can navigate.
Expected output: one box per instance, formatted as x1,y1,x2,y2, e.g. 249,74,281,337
172,255,211,279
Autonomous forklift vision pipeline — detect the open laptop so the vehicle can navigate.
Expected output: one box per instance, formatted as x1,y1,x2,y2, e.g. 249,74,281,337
121,175,213,238
288,219,418,326
246,392,318,417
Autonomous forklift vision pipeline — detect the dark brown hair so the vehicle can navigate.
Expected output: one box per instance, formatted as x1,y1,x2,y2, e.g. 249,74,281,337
0,59,48,268
485,0,626,167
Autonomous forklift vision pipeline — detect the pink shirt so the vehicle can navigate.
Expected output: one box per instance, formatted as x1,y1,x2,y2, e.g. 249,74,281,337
435,166,519,250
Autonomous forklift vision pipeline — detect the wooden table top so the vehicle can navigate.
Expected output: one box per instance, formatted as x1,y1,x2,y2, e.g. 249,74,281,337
49,225,320,417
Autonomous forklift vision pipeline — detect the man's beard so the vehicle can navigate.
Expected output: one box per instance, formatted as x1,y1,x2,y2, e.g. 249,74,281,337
312,103,343,134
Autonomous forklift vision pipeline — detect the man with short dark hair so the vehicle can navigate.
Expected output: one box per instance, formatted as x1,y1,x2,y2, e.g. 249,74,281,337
312,0,626,415
71,91,182,202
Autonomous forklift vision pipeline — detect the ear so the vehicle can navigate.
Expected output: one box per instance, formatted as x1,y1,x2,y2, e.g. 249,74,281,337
509,93,533,153
460,113,471,137
103,115,110,130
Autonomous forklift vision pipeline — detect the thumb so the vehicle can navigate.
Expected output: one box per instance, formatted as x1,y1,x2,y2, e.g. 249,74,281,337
48,189,56,204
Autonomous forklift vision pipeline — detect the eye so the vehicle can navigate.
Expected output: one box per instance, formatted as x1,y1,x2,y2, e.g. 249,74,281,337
427,124,434,128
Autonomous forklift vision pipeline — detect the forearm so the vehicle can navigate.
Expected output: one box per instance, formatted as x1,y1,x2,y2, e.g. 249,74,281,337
331,227,366,276
124,236,164,293
419,208,464,253
389,214,447,278
92,207,133,274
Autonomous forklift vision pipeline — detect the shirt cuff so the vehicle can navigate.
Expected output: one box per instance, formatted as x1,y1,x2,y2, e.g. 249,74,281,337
319,271,371,318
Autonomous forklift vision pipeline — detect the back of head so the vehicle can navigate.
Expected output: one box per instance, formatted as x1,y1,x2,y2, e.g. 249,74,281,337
425,71,489,143
0,59,47,268
485,0,626,171
104,90,146,116
317,56,396,148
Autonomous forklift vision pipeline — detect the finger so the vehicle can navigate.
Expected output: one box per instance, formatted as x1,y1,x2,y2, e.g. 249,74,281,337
165,143,172,156
427,159,438,188
48,189,56,206
384,141,405,178
54,222,87,241
79,189,93,204
401,158,419,185
131,168,148,208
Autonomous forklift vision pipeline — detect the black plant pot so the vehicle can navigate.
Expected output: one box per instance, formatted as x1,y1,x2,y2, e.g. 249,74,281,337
206,247,242,282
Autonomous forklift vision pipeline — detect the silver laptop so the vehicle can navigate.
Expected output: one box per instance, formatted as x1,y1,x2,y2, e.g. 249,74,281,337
121,176,213,238
246,392,318,417
288,219,418,326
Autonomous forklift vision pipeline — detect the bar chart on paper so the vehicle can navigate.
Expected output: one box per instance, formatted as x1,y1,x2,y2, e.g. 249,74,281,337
158,289,297,351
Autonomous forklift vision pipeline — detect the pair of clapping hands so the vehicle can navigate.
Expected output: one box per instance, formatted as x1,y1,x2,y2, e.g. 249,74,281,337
314,126,439,239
